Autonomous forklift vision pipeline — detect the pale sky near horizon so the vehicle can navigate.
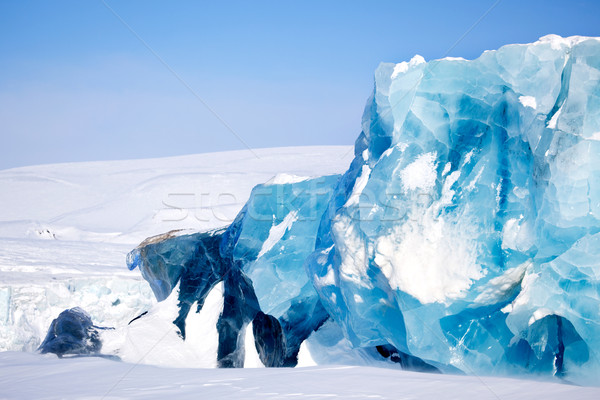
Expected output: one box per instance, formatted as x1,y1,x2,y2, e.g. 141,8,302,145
1,0,599,169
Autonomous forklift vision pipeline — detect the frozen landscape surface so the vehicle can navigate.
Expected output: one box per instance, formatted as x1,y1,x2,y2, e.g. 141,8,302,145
121,35,600,384
0,146,353,353
3,34,600,398
2,351,599,400
2,146,598,399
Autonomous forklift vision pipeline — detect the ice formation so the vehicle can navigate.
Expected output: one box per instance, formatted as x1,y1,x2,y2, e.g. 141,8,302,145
306,34,600,380
46,35,599,382
39,307,103,357
127,176,341,367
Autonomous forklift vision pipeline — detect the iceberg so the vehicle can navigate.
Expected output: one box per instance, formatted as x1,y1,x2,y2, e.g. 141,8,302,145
306,34,600,380
91,35,600,382
127,175,340,367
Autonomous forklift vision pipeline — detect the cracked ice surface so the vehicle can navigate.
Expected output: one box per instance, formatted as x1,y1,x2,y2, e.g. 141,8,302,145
307,35,600,380
45,36,600,383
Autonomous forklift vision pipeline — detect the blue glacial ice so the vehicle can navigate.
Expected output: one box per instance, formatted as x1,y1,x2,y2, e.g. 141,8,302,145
39,307,103,357
127,175,340,367
122,35,600,382
306,34,600,380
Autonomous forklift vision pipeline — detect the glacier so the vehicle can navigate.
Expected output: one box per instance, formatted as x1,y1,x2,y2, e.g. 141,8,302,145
127,175,341,367
307,34,600,380
42,35,600,383
302,34,600,380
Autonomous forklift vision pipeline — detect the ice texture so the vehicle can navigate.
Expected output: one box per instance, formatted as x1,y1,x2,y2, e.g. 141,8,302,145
38,307,103,357
306,35,600,379
126,36,600,382
127,176,340,368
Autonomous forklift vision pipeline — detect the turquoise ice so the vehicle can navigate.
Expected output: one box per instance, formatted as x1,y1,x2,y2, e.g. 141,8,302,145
125,35,600,382
307,35,600,379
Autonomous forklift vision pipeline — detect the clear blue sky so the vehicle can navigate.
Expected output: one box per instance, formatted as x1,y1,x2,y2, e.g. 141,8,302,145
1,0,599,169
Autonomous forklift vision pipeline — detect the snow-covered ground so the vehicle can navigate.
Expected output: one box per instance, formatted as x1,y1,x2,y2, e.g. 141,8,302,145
0,146,353,245
1,146,599,399
3,351,600,400
0,146,353,353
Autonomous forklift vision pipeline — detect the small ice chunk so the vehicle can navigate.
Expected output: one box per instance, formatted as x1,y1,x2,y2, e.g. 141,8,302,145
519,96,537,109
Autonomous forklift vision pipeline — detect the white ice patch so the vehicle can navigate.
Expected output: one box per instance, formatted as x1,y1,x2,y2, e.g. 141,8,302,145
296,340,318,367
331,215,370,288
399,152,438,193
439,170,461,207
442,162,452,177
362,149,369,162
496,182,503,210
243,322,265,368
547,104,563,129
109,282,224,368
513,186,528,199
473,261,530,305
374,166,482,304
528,308,554,326
314,265,336,288
395,142,409,153
440,56,467,61
519,96,537,110
466,166,484,191
589,132,600,141
268,173,311,185
501,217,534,252
380,147,395,159
391,55,426,78
374,211,483,304
344,165,371,207
501,304,513,314
463,150,475,166
257,211,298,258
510,271,538,311
538,34,600,50
315,245,334,266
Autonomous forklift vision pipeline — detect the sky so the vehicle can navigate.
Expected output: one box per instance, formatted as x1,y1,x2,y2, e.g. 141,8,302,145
1,0,599,169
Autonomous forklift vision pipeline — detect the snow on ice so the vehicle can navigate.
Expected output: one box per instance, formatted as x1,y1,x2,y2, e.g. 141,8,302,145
108,35,600,384
2,36,600,398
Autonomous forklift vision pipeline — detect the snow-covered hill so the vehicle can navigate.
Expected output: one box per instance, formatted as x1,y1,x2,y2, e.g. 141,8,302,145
0,146,353,352
0,146,353,244
1,146,598,399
